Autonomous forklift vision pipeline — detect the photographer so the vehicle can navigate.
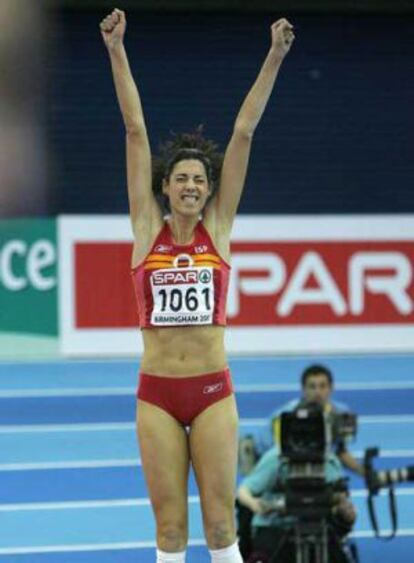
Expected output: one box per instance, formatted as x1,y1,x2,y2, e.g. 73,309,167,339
237,427,357,562
240,364,365,477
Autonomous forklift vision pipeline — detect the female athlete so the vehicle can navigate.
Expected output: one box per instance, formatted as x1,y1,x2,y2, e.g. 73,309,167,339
100,9,294,562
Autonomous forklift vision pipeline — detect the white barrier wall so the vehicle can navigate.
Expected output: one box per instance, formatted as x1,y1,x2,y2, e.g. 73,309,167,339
59,215,414,356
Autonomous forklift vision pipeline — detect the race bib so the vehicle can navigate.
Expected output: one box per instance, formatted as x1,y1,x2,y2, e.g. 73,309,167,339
150,267,215,326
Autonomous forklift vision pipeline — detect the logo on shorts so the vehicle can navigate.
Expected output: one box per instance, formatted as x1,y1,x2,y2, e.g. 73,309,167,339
203,383,223,394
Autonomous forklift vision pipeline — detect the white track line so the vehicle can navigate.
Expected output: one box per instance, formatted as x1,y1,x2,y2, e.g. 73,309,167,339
1,415,413,434
352,528,414,538
2,381,414,398
0,387,134,398
353,449,414,458
1,489,413,513
357,415,414,423
0,459,141,471
236,382,414,392
239,415,414,427
0,496,200,512
1,531,414,555
0,540,205,555
351,488,414,498
0,422,135,433
2,449,414,472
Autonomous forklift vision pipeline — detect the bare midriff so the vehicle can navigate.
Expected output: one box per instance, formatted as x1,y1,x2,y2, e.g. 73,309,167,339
140,325,227,377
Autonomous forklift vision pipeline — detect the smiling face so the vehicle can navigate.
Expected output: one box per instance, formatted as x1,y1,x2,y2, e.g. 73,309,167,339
162,159,212,217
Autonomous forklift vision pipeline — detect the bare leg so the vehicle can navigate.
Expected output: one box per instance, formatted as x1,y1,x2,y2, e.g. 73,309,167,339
189,395,240,550
137,400,190,553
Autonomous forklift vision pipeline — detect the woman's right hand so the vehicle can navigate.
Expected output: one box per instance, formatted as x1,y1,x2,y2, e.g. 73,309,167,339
100,8,126,51
250,498,274,515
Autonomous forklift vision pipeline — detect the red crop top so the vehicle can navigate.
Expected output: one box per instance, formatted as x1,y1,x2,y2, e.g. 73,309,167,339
131,221,231,328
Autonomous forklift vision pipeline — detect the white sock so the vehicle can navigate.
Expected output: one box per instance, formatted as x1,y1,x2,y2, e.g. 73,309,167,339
209,541,243,562
156,548,186,562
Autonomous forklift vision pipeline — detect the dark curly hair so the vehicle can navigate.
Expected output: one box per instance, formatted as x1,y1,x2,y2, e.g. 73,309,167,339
152,126,223,213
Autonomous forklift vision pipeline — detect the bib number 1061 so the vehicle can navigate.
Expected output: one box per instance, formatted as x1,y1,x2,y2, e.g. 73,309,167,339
158,287,211,312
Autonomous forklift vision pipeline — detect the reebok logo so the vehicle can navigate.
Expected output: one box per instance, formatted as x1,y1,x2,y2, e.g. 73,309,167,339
154,244,172,253
203,383,223,394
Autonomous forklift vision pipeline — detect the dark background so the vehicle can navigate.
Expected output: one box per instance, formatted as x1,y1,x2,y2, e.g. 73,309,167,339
46,1,414,215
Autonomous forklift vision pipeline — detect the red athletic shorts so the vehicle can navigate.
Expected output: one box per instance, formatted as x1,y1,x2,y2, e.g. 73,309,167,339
137,368,234,426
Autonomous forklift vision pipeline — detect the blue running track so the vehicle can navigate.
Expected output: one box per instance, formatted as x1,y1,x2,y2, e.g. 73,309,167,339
0,355,413,562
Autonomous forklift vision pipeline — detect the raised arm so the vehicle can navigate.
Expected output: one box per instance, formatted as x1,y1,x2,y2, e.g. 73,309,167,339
214,19,295,228
100,10,157,234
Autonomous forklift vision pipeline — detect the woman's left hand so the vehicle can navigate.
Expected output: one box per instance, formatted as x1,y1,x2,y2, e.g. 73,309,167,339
271,18,295,59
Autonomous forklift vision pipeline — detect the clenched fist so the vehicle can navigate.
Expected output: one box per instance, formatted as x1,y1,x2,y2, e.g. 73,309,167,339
271,18,295,59
100,8,126,51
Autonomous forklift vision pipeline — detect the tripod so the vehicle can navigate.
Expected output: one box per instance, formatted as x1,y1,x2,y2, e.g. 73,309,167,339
292,519,329,563
268,518,353,563
268,518,328,563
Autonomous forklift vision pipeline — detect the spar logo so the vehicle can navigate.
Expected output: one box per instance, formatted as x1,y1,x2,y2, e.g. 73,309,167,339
227,242,414,325
152,269,199,285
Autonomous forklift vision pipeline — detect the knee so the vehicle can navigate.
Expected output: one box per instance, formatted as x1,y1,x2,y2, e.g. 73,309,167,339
204,516,236,549
157,520,188,552
202,493,237,549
